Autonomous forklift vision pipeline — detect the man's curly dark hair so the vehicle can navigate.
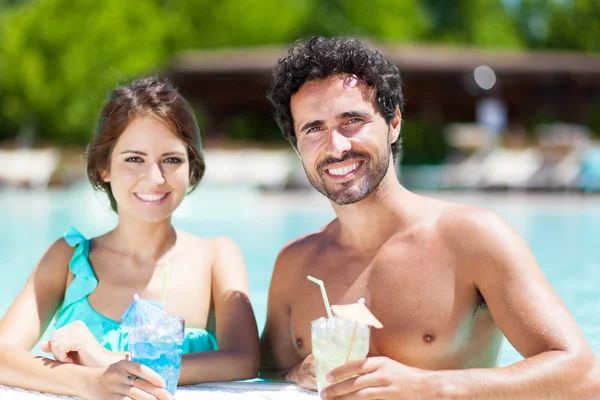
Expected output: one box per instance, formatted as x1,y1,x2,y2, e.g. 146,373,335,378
266,36,405,157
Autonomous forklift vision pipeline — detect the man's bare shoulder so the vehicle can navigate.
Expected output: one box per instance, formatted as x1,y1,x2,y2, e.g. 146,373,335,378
278,222,334,264
420,197,527,270
270,221,336,287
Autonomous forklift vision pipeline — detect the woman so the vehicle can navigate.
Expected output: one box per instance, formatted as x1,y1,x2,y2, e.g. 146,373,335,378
0,77,260,400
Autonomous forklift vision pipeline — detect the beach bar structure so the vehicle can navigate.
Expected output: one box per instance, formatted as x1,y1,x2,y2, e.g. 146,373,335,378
166,43,600,139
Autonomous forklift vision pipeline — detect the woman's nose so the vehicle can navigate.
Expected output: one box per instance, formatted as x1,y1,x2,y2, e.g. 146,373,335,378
146,162,165,185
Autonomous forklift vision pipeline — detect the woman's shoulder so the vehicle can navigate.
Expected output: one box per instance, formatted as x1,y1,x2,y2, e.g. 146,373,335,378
43,237,77,264
174,229,241,259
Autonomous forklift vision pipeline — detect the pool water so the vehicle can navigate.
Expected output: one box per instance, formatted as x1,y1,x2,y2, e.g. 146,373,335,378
0,183,598,366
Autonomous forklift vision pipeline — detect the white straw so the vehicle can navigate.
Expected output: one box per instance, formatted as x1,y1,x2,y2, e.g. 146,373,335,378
307,275,333,319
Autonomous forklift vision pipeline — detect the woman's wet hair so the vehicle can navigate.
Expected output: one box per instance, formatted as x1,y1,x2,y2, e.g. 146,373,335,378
87,76,205,212
267,36,405,157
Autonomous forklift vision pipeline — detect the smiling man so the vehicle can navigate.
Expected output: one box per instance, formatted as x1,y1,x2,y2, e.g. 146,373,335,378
259,36,599,399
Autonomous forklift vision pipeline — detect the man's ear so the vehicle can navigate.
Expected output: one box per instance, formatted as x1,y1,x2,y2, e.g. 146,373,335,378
389,106,402,143
100,168,110,183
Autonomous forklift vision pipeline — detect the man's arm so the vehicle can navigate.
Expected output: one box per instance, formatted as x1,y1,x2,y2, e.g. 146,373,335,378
322,209,599,399
259,245,304,380
431,209,599,398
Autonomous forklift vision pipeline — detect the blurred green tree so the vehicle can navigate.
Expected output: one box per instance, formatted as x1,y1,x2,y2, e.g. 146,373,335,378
515,0,599,52
0,0,175,144
299,0,430,41
421,0,524,48
167,0,312,49
0,0,319,145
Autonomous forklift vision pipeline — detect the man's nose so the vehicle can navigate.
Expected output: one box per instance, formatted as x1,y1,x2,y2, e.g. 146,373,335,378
324,128,352,158
146,162,165,185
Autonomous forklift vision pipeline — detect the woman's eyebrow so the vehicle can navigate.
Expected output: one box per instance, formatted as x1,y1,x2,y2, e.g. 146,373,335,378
119,150,186,156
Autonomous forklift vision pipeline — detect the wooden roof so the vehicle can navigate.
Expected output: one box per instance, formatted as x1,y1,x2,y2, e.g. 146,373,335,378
170,43,600,78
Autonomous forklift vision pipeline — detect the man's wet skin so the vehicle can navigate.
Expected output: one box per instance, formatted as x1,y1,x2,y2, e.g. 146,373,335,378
277,195,504,371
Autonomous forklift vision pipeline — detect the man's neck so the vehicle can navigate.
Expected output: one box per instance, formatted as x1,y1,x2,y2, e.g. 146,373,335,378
330,162,413,252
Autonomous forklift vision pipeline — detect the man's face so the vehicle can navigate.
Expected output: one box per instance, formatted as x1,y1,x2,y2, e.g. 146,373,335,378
290,75,398,205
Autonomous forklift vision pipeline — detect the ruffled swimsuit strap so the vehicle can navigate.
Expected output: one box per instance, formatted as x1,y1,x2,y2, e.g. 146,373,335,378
56,227,98,320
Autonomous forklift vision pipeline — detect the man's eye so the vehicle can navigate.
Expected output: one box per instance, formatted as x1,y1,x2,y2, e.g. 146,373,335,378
164,157,182,164
346,118,362,124
124,156,143,163
306,127,323,134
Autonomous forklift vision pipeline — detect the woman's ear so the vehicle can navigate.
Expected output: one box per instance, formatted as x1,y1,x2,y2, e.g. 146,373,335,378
389,106,402,144
100,168,110,183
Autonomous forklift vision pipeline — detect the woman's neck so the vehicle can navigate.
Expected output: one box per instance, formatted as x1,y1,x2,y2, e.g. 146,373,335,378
109,217,177,265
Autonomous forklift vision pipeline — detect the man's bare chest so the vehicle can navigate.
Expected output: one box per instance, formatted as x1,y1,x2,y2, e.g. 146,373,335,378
288,252,484,367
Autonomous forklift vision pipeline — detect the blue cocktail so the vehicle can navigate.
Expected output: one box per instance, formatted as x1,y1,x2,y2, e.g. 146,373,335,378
129,315,185,396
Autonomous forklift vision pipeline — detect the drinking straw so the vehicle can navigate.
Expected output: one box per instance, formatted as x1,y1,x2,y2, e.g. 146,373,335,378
161,263,169,305
345,299,365,363
345,322,358,363
307,275,333,319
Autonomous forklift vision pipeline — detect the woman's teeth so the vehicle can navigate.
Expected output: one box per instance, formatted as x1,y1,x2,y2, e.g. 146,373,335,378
328,162,360,176
135,193,167,202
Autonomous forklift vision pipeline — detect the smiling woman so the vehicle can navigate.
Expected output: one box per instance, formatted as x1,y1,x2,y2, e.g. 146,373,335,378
87,77,206,214
0,77,260,399
99,117,191,223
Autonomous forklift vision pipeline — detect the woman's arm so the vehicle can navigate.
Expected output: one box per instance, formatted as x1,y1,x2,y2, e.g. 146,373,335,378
0,238,92,395
178,237,260,384
0,239,171,400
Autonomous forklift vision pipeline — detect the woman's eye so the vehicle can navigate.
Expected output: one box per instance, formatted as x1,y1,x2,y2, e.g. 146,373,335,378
124,156,143,163
164,157,183,164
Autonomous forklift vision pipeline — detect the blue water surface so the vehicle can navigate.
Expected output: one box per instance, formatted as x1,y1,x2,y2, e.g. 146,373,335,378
0,183,598,366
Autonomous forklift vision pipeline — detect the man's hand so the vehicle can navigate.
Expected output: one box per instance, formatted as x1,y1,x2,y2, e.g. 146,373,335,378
286,354,317,390
40,320,113,367
320,357,427,399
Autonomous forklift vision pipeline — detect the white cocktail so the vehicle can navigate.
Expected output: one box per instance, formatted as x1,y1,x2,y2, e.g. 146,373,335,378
311,316,370,393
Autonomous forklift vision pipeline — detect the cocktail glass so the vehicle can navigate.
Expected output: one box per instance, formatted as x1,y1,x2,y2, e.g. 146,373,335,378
129,315,185,396
311,316,370,393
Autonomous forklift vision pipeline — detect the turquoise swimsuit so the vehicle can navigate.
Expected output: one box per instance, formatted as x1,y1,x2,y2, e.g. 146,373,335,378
54,227,218,354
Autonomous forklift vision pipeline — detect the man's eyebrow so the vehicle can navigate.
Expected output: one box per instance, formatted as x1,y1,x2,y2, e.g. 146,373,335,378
339,111,369,119
300,120,324,132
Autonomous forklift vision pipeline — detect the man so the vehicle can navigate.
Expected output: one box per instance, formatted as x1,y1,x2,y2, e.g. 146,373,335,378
260,36,599,399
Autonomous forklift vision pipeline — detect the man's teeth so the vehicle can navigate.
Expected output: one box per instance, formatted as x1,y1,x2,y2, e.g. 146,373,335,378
328,163,360,176
136,193,167,202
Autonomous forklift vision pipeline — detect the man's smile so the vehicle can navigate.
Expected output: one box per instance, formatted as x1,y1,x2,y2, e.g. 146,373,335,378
324,160,363,180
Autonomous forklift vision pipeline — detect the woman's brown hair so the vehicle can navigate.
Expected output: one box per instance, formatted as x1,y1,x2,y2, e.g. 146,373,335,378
87,77,205,212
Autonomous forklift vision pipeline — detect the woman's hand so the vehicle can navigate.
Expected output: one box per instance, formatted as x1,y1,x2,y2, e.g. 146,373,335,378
40,320,113,367
83,359,171,400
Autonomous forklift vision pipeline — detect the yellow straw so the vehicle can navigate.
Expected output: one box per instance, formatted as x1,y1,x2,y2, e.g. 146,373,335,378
161,262,170,305
307,275,333,319
345,322,358,363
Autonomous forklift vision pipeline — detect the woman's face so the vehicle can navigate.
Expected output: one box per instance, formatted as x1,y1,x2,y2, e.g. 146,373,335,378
102,115,190,223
